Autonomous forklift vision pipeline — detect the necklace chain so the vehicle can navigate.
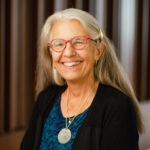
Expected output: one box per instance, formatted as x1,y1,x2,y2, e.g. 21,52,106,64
66,84,96,128
58,83,97,144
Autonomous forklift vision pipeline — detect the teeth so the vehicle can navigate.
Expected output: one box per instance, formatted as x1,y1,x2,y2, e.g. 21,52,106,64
63,61,81,67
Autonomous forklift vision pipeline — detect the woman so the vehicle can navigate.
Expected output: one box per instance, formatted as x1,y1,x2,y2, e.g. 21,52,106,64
21,8,144,150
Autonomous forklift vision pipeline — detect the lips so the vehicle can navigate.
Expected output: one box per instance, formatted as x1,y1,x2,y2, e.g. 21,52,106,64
62,61,82,67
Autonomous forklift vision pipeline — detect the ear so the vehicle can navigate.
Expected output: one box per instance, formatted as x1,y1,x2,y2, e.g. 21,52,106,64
95,42,105,61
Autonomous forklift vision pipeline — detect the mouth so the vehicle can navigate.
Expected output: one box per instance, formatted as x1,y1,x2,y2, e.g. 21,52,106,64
62,61,82,67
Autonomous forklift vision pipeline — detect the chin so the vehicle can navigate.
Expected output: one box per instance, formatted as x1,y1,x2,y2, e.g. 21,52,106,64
63,75,81,83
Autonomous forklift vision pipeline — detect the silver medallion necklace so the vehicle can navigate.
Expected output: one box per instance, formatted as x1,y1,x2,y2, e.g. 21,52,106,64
58,116,76,144
58,84,96,144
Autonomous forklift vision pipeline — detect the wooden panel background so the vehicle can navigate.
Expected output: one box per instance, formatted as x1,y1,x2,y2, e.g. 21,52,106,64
0,0,149,149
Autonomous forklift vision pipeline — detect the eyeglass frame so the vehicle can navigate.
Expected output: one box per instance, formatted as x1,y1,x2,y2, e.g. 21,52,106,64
48,35,98,53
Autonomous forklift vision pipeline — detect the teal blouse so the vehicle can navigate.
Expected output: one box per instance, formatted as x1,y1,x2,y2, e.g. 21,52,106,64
39,96,89,150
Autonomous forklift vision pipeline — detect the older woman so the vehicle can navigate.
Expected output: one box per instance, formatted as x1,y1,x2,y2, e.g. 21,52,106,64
21,8,144,150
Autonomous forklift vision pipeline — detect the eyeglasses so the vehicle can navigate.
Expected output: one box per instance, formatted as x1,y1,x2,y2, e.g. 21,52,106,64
48,35,96,53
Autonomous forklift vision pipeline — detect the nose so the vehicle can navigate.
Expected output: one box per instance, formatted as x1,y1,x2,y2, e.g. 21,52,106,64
63,42,76,57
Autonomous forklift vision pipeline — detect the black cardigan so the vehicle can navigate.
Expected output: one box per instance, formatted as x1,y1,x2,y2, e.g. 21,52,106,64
21,84,139,150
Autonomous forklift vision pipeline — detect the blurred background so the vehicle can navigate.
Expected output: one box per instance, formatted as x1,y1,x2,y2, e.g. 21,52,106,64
0,0,150,149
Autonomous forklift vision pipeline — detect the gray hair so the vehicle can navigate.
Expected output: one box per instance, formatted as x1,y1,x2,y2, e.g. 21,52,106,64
36,8,144,133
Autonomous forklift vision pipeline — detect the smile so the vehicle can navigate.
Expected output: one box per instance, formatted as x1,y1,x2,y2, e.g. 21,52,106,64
62,61,82,67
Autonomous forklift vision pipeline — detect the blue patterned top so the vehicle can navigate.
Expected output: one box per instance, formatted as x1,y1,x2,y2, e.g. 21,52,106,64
39,96,89,150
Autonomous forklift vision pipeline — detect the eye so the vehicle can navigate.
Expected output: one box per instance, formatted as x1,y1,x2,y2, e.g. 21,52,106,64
72,37,85,45
52,40,64,47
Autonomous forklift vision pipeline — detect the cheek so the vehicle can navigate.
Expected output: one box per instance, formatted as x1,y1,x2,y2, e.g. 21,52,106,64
85,48,97,63
51,52,61,63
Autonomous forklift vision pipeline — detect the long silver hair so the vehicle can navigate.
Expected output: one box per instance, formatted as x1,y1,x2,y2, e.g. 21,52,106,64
36,8,144,133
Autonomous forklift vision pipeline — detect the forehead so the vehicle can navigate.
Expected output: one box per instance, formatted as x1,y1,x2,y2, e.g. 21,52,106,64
51,19,89,39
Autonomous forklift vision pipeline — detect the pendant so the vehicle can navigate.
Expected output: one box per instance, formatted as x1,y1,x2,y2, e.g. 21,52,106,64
69,117,73,124
69,118,72,124
58,128,71,144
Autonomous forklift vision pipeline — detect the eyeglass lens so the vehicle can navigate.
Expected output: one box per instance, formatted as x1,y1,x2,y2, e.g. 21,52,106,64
50,36,88,52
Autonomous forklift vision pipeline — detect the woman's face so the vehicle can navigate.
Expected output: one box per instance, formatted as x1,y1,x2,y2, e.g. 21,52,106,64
50,19,101,83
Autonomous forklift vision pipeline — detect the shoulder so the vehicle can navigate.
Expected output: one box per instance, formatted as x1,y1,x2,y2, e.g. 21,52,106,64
96,83,134,114
98,83,131,104
90,84,136,127
86,84,136,127
35,84,66,113
100,84,129,98
38,84,65,99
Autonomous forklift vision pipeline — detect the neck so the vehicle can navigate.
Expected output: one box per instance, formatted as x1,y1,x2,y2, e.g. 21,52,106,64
66,78,99,100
